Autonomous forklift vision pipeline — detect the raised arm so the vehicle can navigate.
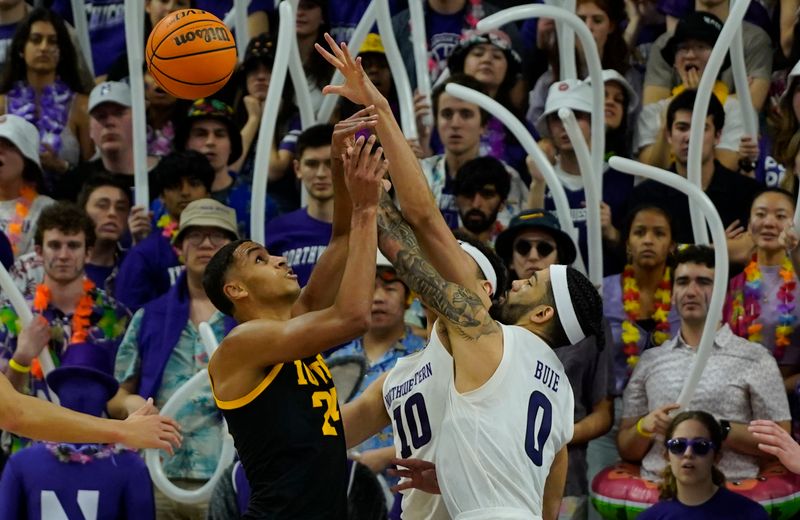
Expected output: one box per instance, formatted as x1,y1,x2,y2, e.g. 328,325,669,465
0,373,181,451
220,136,386,368
316,34,477,290
294,109,378,315
376,192,502,391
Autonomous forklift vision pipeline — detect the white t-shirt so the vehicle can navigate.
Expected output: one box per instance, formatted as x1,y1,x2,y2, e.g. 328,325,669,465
0,194,55,258
436,324,575,520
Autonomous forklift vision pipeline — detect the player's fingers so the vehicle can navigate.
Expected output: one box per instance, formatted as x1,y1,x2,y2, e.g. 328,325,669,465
389,480,414,493
390,457,435,470
368,146,384,175
347,106,376,120
341,41,357,70
322,85,344,96
358,134,377,166
314,42,341,68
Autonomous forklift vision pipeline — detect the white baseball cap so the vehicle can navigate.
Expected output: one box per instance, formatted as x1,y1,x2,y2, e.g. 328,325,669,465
89,81,132,113
585,69,639,113
536,79,593,137
0,114,41,169
377,250,392,268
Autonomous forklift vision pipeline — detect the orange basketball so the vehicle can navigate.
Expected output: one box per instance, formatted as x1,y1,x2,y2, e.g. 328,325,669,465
146,9,237,100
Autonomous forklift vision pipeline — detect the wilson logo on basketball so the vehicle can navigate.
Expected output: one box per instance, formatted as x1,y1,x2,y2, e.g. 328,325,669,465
174,27,232,47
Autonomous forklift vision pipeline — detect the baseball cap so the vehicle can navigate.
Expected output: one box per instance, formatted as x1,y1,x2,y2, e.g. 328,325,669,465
661,11,728,69
536,79,593,137
495,209,577,266
359,33,386,55
88,81,132,113
585,69,639,113
0,114,41,169
173,198,239,245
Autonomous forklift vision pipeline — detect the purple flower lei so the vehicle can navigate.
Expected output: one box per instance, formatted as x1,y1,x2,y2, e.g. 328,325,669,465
7,78,74,155
44,442,126,464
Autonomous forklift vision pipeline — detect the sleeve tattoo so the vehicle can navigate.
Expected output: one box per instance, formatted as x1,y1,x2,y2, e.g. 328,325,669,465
377,193,497,340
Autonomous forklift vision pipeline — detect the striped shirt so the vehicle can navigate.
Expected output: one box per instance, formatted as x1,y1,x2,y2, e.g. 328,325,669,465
622,324,790,481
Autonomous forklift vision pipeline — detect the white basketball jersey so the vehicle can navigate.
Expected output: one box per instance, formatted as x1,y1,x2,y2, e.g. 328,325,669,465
383,323,452,520
436,324,575,520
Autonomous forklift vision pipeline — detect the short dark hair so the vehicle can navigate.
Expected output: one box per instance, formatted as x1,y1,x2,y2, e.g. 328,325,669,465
452,230,509,301
666,89,725,134
203,239,248,316
453,157,511,201
673,244,715,271
77,174,132,210
34,202,96,249
151,150,215,195
546,267,605,350
431,73,490,126
295,124,334,161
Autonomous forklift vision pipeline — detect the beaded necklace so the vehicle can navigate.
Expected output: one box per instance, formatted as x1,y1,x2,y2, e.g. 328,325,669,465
45,442,125,464
621,265,672,370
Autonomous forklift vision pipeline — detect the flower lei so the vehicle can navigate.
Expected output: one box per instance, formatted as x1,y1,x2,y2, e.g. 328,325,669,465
45,442,125,464
147,120,175,157
7,78,74,155
733,255,797,361
6,185,36,255
621,265,672,370
31,279,95,378
156,213,179,240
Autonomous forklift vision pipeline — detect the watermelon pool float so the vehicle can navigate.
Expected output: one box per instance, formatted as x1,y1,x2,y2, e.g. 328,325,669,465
590,462,800,519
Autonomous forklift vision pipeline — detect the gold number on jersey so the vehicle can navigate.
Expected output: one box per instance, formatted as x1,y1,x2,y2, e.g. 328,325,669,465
312,388,340,436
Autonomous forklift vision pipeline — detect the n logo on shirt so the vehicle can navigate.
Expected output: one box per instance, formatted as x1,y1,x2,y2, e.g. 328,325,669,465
41,490,99,520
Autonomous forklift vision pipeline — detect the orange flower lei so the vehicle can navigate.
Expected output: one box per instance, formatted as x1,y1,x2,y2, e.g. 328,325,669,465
621,265,672,371
31,279,95,378
7,185,36,255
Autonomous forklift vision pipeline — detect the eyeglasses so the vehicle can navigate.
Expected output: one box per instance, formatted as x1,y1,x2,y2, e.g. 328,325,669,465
665,437,716,456
183,230,231,246
513,239,556,258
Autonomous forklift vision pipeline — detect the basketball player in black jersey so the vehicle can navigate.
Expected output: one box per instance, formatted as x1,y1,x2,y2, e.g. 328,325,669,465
202,114,386,519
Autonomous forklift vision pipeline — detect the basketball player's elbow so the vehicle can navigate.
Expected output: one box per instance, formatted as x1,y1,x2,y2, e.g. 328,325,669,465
337,303,371,336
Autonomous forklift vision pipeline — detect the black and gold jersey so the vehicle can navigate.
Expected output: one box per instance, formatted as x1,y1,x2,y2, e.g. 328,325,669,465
213,353,347,519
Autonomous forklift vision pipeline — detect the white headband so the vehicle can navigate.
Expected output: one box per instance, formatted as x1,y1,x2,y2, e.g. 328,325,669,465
458,241,497,296
550,264,586,345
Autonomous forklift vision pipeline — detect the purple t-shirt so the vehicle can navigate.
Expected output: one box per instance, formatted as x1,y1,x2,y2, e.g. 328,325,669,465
51,0,126,76
0,444,155,520
638,487,768,520
544,166,633,274
193,0,272,19
115,231,182,312
329,0,405,43
264,208,331,287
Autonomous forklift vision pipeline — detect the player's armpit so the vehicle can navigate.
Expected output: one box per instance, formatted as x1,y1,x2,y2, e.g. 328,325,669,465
542,445,568,520
342,373,391,449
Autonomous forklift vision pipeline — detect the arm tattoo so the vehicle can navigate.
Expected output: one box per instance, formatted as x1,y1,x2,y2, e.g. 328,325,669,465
377,193,497,340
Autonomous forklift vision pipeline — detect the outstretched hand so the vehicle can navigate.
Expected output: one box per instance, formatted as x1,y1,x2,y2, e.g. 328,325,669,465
120,398,182,455
316,33,383,107
332,106,378,161
388,458,441,494
343,134,388,210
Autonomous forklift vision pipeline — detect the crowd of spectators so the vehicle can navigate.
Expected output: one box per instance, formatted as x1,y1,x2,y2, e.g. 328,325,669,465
0,0,799,518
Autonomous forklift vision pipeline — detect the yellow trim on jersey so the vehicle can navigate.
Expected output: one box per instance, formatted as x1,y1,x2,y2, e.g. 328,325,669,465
213,363,284,410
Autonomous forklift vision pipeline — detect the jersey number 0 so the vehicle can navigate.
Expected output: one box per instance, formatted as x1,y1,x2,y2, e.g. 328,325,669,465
525,391,553,466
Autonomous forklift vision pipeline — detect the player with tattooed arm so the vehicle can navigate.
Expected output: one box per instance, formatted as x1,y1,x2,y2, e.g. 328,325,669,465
317,35,605,520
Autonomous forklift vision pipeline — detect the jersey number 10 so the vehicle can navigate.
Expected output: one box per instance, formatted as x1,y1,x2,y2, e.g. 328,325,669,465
392,393,433,458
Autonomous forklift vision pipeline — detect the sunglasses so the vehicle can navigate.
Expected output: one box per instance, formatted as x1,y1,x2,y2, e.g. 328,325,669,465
665,437,716,456
513,239,556,258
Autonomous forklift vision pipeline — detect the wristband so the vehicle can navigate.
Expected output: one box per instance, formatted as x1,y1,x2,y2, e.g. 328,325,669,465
636,417,653,438
9,358,31,373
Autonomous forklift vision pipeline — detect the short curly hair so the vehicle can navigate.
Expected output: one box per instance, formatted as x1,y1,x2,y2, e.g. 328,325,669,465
34,202,96,249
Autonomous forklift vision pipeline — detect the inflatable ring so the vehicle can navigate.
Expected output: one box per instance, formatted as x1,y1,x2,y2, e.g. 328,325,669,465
590,462,800,519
